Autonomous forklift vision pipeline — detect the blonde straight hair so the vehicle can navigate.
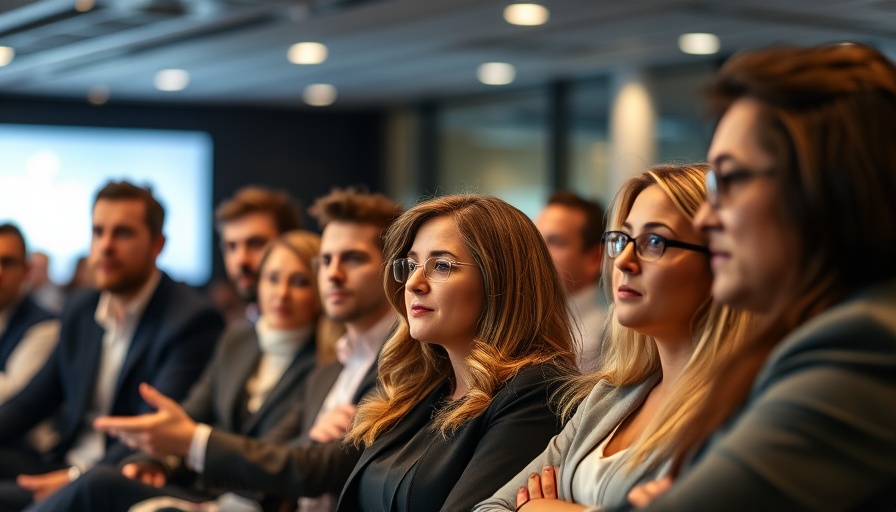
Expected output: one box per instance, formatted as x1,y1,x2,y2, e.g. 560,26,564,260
560,164,753,469
348,195,579,447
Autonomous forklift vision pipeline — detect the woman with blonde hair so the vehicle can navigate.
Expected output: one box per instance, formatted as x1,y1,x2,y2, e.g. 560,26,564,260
336,194,579,511
476,163,752,511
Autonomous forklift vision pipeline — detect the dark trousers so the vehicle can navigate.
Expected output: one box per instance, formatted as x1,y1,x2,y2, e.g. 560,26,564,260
0,445,66,512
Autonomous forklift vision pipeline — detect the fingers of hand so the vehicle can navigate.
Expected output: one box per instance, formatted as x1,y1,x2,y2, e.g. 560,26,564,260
540,465,557,499
527,472,543,500
516,485,530,508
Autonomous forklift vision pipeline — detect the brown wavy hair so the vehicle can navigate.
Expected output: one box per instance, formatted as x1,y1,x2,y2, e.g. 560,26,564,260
347,195,578,446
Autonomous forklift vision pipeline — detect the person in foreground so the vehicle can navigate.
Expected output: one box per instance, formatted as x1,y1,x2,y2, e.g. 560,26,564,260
614,42,896,511
29,230,330,511
336,194,578,511
476,164,751,512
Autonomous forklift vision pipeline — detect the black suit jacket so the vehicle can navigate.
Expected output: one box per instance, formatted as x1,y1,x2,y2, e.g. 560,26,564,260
198,357,380,497
336,362,566,512
0,273,224,466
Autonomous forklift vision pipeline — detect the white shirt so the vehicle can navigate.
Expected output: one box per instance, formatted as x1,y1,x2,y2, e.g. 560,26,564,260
571,422,629,506
0,295,60,403
245,316,311,414
298,311,396,512
66,270,161,471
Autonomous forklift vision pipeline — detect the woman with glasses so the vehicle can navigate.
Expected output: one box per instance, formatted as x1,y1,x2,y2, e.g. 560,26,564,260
613,43,896,511
337,195,579,511
476,164,752,512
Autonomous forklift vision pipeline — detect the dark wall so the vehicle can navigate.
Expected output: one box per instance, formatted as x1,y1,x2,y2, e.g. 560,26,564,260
0,95,386,282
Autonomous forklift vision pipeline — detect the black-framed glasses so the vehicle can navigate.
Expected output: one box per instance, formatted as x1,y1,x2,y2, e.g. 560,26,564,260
0,256,24,271
392,257,476,283
706,168,774,208
602,231,708,262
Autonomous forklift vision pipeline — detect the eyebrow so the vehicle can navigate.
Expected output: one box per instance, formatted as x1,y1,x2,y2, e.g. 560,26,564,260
407,249,459,259
622,221,677,235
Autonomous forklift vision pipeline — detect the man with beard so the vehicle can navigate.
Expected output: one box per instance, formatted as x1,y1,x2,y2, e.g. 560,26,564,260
214,186,303,323
32,188,403,512
0,181,224,511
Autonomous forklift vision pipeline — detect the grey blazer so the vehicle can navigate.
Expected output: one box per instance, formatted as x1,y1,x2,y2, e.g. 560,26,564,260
475,373,662,511
607,280,896,511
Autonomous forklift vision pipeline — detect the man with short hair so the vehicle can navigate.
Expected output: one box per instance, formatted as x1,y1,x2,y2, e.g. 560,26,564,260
31,188,403,512
0,224,59,409
536,191,607,372
0,182,224,511
214,186,303,321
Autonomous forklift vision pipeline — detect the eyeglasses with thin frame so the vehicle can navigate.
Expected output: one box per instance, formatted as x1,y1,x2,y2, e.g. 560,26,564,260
602,231,709,262
706,168,774,208
392,257,476,283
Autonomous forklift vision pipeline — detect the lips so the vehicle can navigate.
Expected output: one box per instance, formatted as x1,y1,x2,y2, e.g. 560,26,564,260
409,304,433,316
617,285,642,299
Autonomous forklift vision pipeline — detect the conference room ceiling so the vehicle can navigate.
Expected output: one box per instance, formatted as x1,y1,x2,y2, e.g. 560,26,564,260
1,0,895,108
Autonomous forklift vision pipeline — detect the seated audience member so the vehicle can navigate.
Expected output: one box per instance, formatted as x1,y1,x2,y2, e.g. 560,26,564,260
477,164,751,512
0,224,60,406
48,188,402,512
612,43,896,511
214,186,304,324
29,231,328,512
25,252,63,314
334,194,578,511
61,256,92,301
0,181,224,511
536,192,607,372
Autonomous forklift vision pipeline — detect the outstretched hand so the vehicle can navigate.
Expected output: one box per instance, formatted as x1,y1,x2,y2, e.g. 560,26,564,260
94,383,197,458
122,461,168,488
309,404,357,443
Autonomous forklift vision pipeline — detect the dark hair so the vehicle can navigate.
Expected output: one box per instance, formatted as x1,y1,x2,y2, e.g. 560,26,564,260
0,223,27,258
307,187,403,248
672,42,896,470
215,186,303,234
546,191,605,250
93,181,165,238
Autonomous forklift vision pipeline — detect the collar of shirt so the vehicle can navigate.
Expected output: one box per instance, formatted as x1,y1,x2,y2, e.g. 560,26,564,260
94,270,162,333
334,311,397,366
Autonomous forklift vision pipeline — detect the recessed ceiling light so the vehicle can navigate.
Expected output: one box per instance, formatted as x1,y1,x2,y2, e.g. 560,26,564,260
0,46,14,67
88,85,110,106
477,62,516,85
75,0,95,12
288,42,328,65
678,33,720,55
503,3,550,26
303,84,337,106
154,69,190,91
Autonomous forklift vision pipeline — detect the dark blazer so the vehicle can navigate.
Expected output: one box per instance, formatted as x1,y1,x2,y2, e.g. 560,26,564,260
199,358,380,496
336,362,567,512
0,273,224,466
607,280,896,512
0,294,56,370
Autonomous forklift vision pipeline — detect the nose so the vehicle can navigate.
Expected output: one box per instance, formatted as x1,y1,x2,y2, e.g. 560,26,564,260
613,240,640,274
405,263,429,294
324,258,345,283
693,201,719,234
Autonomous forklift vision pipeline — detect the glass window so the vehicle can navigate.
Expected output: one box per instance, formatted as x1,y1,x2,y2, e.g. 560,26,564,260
649,64,717,164
568,77,612,207
437,90,548,217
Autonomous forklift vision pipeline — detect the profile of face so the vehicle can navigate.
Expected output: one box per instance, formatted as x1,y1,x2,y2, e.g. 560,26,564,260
612,185,712,340
257,244,320,330
403,216,484,354
219,211,281,301
695,98,797,312
317,221,390,329
0,233,28,312
90,199,163,295
536,205,600,294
